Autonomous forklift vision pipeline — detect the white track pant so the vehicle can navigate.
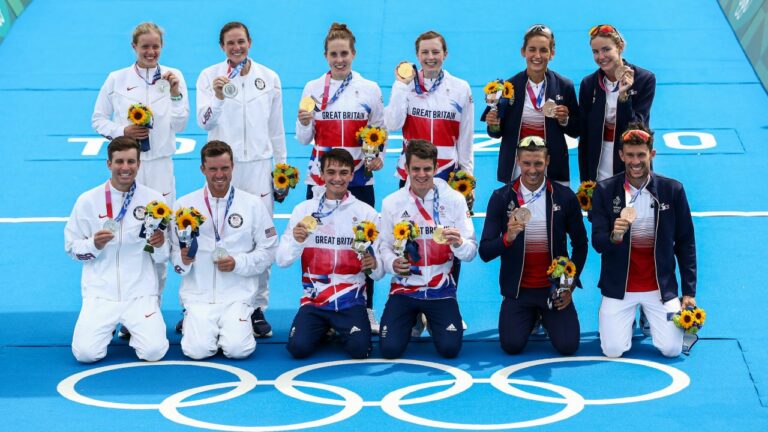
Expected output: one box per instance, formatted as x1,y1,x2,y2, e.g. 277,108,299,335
181,302,256,360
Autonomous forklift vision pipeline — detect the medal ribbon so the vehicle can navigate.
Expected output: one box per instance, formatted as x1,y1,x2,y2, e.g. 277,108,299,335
623,175,650,208
414,69,444,95
321,72,352,111
525,80,546,111
312,192,349,221
515,180,546,208
204,186,235,243
408,186,441,226
104,181,136,222
134,63,162,85
227,58,249,79
598,69,621,93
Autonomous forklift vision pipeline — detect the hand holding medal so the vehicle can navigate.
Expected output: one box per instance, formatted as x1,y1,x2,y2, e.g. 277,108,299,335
395,62,416,84
293,215,318,243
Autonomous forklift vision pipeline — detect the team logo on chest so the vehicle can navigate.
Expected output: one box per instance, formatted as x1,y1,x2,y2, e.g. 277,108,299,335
133,206,146,220
401,210,410,219
228,213,243,228
254,78,265,90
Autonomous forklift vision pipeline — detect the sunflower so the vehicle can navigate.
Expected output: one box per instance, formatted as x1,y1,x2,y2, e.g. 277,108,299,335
693,308,706,325
394,221,410,241
275,163,289,170
451,179,472,197
484,81,502,94
679,310,695,330
151,202,171,219
176,213,197,231
274,173,289,188
576,191,592,211
362,221,378,242
127,104,152,126
502,81,515,99
564,261,576,278
176,208,184,219
581,180,597,191
365,131,384,147
546,261,557,276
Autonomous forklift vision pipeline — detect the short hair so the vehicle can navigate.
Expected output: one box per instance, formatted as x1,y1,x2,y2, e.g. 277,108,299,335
200,140,234,164
320,148,355,172
405,139,438,167
516,135,549,157
324,22,356,54
219,21,251,46
415,30,447,53
132,22,163,45
108,136,140,161
620,122,654,150
523,24,555,51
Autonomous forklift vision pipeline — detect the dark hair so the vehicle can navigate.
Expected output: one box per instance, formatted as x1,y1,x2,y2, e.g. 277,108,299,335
620,122,654,150
219,21,251,45
320,148,355,172
108,136,140,161
405,139,438,167
415,30,447,53
523,24,555,51
325,22,356,54
200,140,234,164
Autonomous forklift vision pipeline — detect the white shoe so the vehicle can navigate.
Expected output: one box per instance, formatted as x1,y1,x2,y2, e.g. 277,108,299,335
411,312,428,338
367,308,380,334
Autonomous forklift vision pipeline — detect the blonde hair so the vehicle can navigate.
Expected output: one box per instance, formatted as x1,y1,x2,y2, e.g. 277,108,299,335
132,22,163,45
415,30,447,53
325,23,356,54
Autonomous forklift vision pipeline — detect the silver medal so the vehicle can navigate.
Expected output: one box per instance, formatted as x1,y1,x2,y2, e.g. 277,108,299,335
620,207,637,224
103,218,119,233
542,99,557,118
155,79,170,93
212,246,229,262
222,82,238,98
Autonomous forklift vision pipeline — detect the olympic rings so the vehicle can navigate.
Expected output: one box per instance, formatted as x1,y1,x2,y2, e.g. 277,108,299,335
57,356,691,430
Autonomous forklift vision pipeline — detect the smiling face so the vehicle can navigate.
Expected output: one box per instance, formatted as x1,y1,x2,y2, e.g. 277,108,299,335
591,35,623,77
517,150,549,191
406,155,436,197
107,148,140,192
325,38,355,80
620,143,656,186
416,38,446,77
132,31,162,68
220,27,251,65
321,159,353,200
201,153,233,198
521,35,554,79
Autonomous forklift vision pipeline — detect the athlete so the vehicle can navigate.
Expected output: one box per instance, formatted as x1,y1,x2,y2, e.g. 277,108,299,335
171,141,278,360
479,136,587,355
591,124,697,358
378,140,477,359
65,137,169,363
196,21,287,336
277,149,384,359
296,23,385,332
484,24,579,187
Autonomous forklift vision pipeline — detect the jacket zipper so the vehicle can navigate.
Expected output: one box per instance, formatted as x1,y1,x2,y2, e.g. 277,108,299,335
596,83,607,180
212,197,219,304
242,80,247,160
116,212,123,302
651,194,662,296
514,188,525,298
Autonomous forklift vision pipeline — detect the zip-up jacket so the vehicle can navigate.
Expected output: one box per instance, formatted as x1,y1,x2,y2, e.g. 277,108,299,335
92,64,190,160
196,59,287,163
65,182,170,301
276,192,385,311
296,71,384,187
591,172,696,301
578,62,656,182
479,179,588,298
171,186,278,306
379,178,478,299
482,69,579,183
384,70,474,180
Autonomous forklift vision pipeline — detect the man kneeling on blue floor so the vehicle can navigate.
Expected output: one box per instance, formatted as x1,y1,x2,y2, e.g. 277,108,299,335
479,136,588,355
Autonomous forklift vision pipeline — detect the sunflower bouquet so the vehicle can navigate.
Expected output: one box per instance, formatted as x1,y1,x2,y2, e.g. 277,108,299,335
352,220,379,275
576,180,597,211
448,170,477,215
484,79,505,133
356,125,388,177
393,220,420,276
141,200,172,253
272,163,299,203
672,307,706,335
546,256,577,310
127,103,154,152
175,207,206,258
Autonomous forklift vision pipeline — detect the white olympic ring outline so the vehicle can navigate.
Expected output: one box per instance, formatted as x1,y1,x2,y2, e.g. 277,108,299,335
57,356,690,430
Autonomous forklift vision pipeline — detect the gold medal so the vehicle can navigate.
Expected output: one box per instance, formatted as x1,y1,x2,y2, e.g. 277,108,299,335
300,215,318,232
396,62,415,80
432,226,448,244
620,207,637,224
299,97,316,112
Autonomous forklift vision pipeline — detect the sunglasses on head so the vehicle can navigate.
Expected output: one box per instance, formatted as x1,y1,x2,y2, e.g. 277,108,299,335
589,24,617,37
519,136,546,148
526,24,553,36
621,129,651,143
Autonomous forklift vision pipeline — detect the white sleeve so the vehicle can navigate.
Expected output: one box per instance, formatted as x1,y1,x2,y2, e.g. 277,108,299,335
64,197,103,262
457,83,475,174
450,197,478,261
384,80,410,132
369,85,385,129
91,73,124,140
366,207,386,281
196,69,225,131
275,207,309,268
232,201,278,277
270,74,288,164
295,82,315,145
377,202,399,276
170,69,190,133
